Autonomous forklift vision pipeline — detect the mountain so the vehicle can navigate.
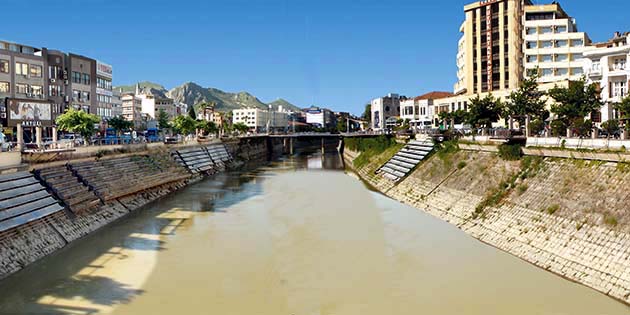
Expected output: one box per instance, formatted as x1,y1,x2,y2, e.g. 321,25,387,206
114,81,169,98
167,82,301,113
268,98,301,112
115,81,303,113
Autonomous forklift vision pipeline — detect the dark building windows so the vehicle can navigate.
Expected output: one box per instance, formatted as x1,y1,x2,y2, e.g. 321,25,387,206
49,66,62,79
72,71,82,84
0,60,8,73
0,81,9,93
83,74,90,85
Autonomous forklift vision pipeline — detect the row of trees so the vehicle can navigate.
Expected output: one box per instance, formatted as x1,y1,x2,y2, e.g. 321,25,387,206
437,72,630,138
54,104,252,144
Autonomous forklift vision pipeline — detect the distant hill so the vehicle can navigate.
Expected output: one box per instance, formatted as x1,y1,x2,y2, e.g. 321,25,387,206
114,81,169,98
115,81,302,113
167,82,301,113
268,98,301,112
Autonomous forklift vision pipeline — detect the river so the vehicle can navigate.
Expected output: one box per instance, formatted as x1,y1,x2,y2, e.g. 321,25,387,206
0,151,627,314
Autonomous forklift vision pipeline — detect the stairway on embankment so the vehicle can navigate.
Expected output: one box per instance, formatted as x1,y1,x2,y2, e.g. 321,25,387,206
377,139,434,182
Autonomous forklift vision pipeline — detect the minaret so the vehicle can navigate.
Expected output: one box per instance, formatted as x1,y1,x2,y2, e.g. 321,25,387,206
135,83,140,95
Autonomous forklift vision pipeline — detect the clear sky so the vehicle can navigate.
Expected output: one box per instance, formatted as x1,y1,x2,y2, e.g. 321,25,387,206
3,0,628,114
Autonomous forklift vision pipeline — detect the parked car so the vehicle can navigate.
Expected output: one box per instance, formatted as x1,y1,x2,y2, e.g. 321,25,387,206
164,136,179,144
61,134,84,146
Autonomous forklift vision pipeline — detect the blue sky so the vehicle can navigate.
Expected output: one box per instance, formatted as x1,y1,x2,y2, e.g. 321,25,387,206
3,0,628,114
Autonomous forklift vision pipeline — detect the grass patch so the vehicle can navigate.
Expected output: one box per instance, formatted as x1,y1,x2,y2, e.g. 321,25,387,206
498,143,523,161
546,204,560,215
604,214,618,227
457,161,467,170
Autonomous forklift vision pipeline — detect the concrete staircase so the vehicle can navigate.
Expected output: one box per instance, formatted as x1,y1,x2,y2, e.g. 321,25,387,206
69,155,190,202
36,166,101,213
173,144,232,174
0,172,64,232
378,139,434,182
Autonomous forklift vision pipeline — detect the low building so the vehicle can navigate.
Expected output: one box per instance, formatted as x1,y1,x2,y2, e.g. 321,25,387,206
304,106,336,129
401,91,455,128
370,93,402,131
583,32,630,125
232,107,288,132
135,83,176,120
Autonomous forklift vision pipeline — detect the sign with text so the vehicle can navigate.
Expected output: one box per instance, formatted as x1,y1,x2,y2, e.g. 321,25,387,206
7,99,53,127
97,61,113,78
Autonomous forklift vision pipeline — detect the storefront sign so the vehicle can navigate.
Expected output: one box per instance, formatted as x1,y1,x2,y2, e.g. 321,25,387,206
7,99,53,127
97,61,113,78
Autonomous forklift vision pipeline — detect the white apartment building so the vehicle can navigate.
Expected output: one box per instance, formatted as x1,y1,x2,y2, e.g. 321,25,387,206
370,93,402,130
401,92,455,128
121,93,143,129
523,3,590,84
135,84,176,119
453,22,467,95
232,107,288,132
583,32,630,124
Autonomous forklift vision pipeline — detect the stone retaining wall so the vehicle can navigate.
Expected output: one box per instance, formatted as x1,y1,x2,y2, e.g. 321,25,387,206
343,148,630,305
0,139,272,280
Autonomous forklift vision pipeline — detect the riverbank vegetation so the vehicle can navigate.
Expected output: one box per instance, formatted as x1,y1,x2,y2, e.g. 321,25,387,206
345,136,402,170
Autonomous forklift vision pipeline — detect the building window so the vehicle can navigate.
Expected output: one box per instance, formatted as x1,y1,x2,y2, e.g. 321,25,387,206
49,85,62,96
612,81,627,98
0,81,9,93
540,27,552,34
31,85,43,97
541,68,553,77
571,67,583,75
526,27,536,35
82,91,90,101
571,39,584,47
541,54,553,63
556,26,567,33
72,71,82,84
541,41,553,48
526,55,536,63
49,66,62,79
29,65,42,78
73,89,80,101
526,41,537,49
15,62,29,76
83,73,90,85
612,58,627,70
555,40,568,48
572,53,583,61
16,83,29,94
0,60,8,73
556,68,568,76
556,54,568,62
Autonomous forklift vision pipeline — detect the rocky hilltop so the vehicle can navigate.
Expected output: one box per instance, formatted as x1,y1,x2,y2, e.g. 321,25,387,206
114,81,301,113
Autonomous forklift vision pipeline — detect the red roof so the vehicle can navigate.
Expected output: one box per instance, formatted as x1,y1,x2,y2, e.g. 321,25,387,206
414,91,454,101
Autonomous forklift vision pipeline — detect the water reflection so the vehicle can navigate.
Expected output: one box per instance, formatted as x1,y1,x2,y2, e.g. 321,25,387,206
0,149,627,315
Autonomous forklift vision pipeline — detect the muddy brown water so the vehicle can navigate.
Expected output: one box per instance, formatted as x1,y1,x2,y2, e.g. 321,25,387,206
0,151,628,315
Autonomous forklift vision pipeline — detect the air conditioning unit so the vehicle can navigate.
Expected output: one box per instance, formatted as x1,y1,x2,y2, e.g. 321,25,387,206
64,96,70,103
64,80,69,85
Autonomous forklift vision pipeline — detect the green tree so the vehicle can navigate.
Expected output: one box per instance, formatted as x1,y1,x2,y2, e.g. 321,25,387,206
506,72,547,123
361,104,371,125
466,94,504,129
56,108,100,143
601,119,620,138
157,109,171,129
196,120,218,136
187,105,196,119
107,115,133,135
613,96,630,128
172,115,197,135
336,117,347,133
232,122,249,134
548,78,602,133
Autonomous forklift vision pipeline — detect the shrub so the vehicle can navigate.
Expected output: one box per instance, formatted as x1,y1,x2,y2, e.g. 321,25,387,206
551,120,567,137
529,119,544,136
546,204,560,215
457,161,467,169
498,143,522,160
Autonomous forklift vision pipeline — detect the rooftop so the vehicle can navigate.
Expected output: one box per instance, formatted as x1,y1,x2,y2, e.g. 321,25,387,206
414,91,454,101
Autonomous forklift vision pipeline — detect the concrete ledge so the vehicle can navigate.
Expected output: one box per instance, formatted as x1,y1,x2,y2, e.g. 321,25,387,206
523,147,630,162
0,152,21,169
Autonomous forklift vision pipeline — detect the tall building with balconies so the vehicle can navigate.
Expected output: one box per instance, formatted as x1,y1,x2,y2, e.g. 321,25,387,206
583,32,630,124
461,0,530,96
121,93,143,129
523,3,590,85
454,22,467,95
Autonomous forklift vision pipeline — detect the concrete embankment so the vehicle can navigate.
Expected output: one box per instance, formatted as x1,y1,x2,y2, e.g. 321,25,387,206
0,136,275,280
344,145,630,305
